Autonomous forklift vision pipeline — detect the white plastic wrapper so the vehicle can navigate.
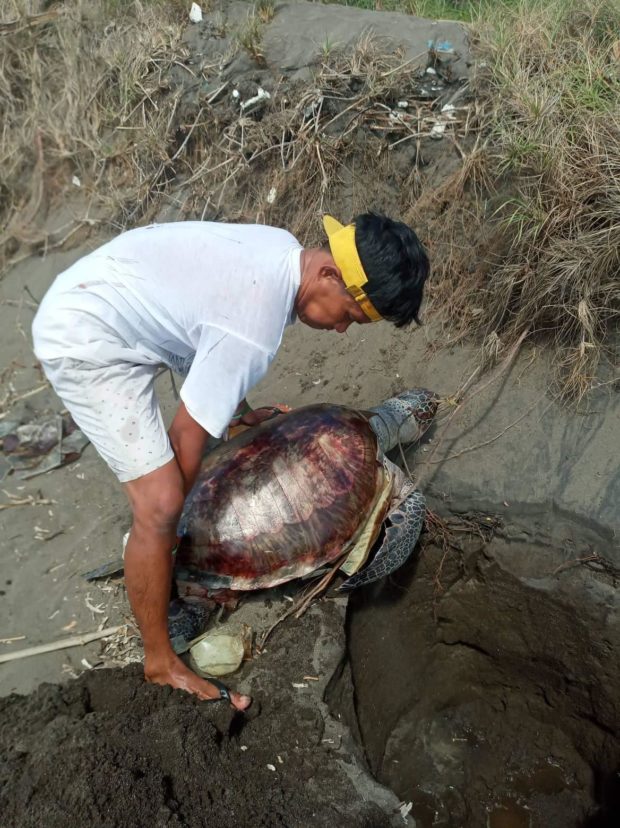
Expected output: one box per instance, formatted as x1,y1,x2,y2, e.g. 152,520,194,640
240,87,271,113
190,629,245,676
189,3,202,23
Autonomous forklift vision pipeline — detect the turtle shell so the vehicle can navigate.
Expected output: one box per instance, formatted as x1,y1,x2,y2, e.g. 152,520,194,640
175,405,385,592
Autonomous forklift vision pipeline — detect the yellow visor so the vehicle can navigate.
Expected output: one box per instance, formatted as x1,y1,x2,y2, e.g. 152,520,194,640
322,215,383,322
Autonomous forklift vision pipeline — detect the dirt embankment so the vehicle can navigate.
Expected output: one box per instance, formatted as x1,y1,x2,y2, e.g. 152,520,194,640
0,603,399,828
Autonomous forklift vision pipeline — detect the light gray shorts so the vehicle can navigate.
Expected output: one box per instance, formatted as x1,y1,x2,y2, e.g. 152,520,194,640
40,357,175,483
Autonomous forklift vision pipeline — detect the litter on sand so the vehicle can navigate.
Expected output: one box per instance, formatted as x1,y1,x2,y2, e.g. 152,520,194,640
0,413,89,480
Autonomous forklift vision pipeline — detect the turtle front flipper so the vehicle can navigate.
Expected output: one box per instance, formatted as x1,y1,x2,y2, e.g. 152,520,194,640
340,485,426,591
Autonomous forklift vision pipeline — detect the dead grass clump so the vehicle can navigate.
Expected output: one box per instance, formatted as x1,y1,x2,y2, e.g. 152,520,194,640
256,0,275,24
421,0,620,399
0,0,186,270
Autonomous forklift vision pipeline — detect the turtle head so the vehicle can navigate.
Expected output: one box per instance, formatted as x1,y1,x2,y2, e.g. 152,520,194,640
369,387,438,452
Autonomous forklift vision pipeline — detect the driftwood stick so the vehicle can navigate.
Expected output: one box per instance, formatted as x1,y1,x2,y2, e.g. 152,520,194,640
0,626,122,664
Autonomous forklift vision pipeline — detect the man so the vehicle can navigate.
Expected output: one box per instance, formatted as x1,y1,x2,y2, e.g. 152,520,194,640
32,212,429,709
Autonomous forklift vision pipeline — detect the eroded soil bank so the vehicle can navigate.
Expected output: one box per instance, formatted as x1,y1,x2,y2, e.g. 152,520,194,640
333,530,620,828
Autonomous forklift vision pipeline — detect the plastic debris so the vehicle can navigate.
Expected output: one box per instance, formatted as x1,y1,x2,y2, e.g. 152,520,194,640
430,122,446,139
267,764,276,772
240,87,271,114
397,100,409,109
0,413,89,480
189,625,247,676
72,175,81,187
427,38,454,54
189,3,202,23
399,801,413,823
267,187,277,204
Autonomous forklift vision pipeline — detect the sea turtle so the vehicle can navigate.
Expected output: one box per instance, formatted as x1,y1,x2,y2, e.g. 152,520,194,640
173,388,438,611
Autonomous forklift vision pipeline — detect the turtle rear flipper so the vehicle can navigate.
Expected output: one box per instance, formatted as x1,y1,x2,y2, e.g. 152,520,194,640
339,487,425,591
168,598,212,653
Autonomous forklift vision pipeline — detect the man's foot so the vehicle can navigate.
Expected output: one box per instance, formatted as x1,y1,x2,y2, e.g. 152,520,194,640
145,653,251,711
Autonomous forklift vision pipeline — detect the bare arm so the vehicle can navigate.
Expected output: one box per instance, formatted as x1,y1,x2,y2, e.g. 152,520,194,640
168,401,210,495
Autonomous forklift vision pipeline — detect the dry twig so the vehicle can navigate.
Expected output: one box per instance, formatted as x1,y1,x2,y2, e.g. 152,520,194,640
258,553,348,648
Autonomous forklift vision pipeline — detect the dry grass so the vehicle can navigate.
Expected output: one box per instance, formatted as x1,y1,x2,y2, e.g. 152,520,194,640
0,0,186,269
0,3,470,268
416,0,620,399
256,0,275,24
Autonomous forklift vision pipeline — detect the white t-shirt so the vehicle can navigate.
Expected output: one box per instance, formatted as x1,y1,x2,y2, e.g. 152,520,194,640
32,221,302,437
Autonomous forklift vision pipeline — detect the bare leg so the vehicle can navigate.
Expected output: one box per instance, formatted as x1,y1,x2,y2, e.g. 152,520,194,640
123,459,250,710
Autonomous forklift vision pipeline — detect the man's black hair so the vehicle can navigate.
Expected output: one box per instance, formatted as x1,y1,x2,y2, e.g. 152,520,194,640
354,211,429,327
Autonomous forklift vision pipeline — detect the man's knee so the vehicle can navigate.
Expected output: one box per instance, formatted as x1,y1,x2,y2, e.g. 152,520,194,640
125,462,185,533
147,486,185,530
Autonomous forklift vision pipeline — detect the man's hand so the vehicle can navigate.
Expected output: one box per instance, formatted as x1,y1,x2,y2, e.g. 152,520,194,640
229,400,290,433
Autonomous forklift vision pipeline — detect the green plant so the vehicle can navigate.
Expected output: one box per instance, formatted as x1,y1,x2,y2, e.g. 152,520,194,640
236,12,266,64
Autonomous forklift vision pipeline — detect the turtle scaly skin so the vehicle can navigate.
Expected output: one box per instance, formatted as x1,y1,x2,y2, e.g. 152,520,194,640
369,388,437,453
